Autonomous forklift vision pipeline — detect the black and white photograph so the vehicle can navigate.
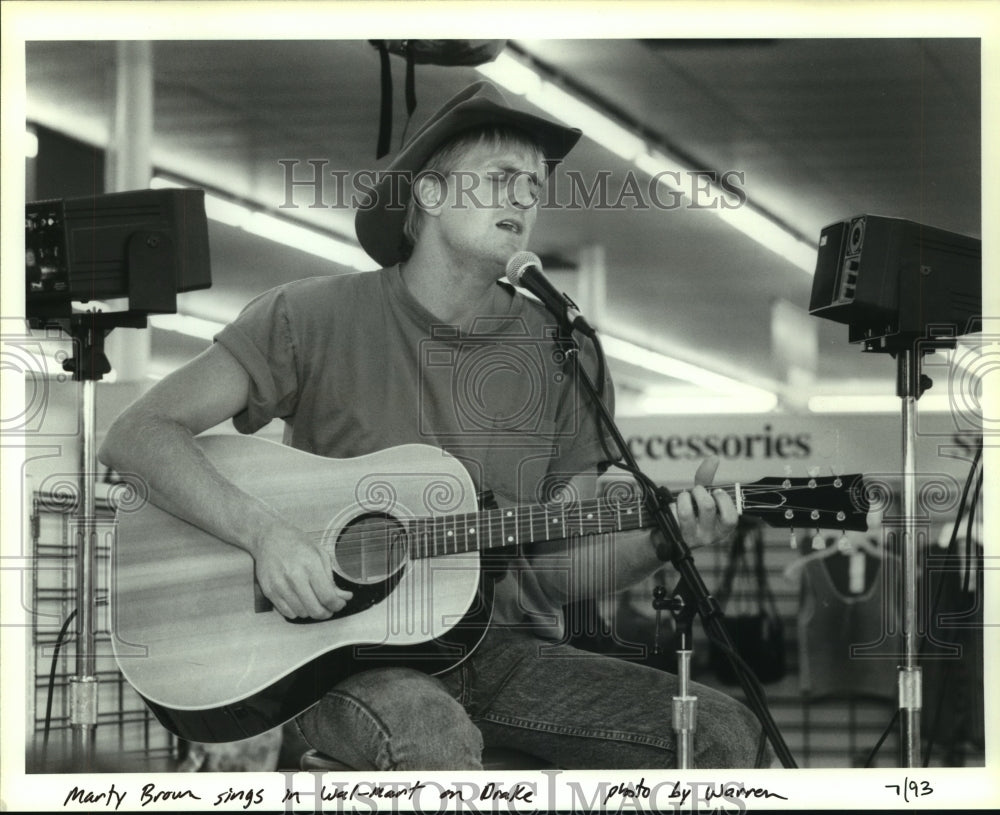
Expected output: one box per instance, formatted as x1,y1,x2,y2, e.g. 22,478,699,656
2,1,997,811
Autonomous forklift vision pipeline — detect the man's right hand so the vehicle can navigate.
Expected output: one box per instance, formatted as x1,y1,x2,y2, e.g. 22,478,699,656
99,344,354,621
253,526,353,620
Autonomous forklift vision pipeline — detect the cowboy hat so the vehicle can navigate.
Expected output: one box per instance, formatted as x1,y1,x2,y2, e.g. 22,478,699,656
354,80,581,268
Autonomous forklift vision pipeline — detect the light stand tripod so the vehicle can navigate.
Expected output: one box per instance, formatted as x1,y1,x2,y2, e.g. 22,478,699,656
62,311,144,770
849,330,960,768
892,339,952,767
68,318,103,769
26,187,212,770
805,211,981,768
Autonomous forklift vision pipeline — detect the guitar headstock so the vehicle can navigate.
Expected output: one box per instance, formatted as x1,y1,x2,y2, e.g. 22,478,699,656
739,474,870,531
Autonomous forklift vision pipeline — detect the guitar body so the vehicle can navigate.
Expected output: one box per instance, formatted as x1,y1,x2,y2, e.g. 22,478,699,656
111,434,869,743
111,435,488,743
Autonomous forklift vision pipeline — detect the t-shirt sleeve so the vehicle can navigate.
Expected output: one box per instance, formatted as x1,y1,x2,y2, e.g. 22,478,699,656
549,335,617,481
214,286,300,435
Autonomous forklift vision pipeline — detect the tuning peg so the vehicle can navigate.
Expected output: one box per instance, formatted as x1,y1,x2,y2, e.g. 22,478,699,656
811,532,825,550
823,466,845,490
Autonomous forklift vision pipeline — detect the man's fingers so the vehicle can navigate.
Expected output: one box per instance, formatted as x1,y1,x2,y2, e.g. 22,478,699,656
675,482,738,548
715,488,738,527
290,555,351,619
692,485,717,519
694,455,720,487
677,486,718,522
277,563,337,620
290,581,336,620
266,576,313,620
261,546,352,620
675,491,696,537
270,595,297,620
256,529,362,619
314,547,353,611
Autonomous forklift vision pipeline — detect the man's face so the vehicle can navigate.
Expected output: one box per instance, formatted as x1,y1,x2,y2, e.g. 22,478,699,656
422,140,544,272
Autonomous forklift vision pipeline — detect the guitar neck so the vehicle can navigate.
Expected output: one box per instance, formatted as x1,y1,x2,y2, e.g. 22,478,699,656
404,485,743,559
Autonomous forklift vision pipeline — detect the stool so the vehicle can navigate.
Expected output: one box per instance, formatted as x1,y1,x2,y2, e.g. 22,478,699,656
301,747,552,771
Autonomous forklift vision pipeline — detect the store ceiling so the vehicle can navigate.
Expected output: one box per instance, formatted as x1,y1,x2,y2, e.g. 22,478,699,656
24,38,982,411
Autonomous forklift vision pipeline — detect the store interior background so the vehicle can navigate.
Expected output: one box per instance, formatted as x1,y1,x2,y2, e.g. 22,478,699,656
15,38,987,771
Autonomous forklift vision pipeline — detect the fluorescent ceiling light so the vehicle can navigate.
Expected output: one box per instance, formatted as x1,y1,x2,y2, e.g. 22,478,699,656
623,392,779,416
26,99,110,149
476,55,543,96
479,58,644,163
600,334,777,402
151,176,378,272
711,200,817,273
807,394,955,413
632,149,691,195
533,84,647,163
147,313,226,342
202,194,251,229
602,334,779,414
242,212,375,270
478,52,817,275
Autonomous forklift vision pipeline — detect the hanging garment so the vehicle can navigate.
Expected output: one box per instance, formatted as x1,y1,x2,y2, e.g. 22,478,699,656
797,549,902,700
920,542,985,761
710,520,787,685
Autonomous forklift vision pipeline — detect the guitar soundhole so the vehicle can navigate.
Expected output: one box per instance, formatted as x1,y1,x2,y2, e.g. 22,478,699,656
333,513,408,585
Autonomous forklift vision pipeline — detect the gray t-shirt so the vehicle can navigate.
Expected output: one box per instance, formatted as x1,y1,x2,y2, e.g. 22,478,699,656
215,266,613,635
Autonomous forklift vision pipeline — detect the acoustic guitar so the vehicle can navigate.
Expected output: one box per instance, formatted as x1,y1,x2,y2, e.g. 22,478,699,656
110,434,869,742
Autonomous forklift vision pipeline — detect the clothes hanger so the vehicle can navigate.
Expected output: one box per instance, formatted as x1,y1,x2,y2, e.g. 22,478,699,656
783,532,883,582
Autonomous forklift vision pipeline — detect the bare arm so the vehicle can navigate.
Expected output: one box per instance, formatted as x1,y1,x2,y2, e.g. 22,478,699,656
99,343,351,619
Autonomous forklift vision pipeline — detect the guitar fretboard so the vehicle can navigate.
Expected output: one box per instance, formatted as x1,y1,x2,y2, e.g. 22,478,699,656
380,471,865,561
401,485,743,559
403,495,644,559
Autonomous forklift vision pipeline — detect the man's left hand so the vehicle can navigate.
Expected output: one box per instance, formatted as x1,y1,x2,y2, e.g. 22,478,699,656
675,456,737,549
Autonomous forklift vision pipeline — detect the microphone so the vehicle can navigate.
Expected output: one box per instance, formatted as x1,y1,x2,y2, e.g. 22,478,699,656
505,251,596,337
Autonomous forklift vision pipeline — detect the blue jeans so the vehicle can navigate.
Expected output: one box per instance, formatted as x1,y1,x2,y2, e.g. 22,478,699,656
295,627,771,770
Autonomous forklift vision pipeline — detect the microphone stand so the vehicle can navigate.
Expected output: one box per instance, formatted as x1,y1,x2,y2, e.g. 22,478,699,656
553,317,797,769
652,581,699,768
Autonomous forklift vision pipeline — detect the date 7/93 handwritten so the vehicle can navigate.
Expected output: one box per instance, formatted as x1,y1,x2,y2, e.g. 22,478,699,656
885,778,934,803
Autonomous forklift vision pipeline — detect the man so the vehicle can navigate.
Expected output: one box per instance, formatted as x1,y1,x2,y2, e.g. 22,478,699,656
100,81,769,769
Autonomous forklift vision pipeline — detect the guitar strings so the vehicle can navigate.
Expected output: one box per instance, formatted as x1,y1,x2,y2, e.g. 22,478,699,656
307,481,858,563
312,495,649,560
